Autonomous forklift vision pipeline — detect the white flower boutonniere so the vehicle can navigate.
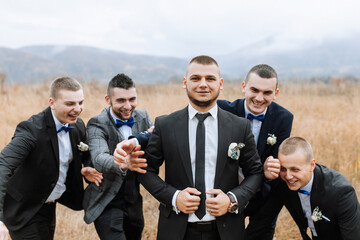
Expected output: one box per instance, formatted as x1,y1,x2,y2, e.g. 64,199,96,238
77,142,89,152
267,134,277,146
228,142,245,160
311,206,330,222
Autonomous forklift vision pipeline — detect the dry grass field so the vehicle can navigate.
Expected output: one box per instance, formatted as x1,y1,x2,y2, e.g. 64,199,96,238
0,80,359,240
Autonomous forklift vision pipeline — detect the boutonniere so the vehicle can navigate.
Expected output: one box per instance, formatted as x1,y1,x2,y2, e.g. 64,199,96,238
228,142,245,160
267,134,277,146
311,206,330,222
77,142,89,152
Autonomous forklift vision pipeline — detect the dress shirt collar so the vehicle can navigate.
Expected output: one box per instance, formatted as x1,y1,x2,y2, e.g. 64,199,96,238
244,100,267,118
188,103,218,120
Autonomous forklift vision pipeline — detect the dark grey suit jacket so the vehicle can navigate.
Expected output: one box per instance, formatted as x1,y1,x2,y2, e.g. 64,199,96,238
83,107,152,223
247,164,360,240
138,106,264,240
0,107,89,231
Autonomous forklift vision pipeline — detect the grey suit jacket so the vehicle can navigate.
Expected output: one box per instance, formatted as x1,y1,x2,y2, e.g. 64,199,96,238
83,107,152,223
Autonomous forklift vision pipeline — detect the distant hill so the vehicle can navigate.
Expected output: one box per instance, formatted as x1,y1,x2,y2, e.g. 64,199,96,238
0,35,359,84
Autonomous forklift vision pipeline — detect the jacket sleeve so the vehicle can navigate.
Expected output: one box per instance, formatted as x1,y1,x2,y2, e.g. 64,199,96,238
0,122,36,220
86,117,124,176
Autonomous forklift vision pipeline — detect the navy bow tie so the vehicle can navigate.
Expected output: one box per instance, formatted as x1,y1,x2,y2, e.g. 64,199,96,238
57,125,75,133
297,189,311,196
247,113,265,122
116,117,135,128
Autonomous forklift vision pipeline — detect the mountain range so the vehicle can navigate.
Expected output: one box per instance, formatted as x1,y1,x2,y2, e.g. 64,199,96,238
1,35,359,84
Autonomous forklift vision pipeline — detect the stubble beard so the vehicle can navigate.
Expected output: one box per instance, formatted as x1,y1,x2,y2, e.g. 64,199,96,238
186,87,220,108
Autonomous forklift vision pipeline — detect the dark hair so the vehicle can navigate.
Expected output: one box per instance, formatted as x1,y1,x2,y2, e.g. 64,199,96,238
245,64,278,88
189,55,219,66
107,73,135,96
50,77,82,99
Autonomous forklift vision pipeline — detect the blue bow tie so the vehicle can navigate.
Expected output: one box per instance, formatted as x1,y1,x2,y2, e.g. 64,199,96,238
297,189,311,196
247,113,265,122
116,117,135,128
57,125,75,133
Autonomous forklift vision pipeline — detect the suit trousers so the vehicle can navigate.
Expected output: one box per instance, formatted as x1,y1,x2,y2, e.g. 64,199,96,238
184,222,220,240
94,190,144,240
9,202,56,240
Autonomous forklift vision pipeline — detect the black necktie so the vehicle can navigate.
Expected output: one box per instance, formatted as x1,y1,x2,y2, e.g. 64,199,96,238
247,113,265,122
195,112,210,220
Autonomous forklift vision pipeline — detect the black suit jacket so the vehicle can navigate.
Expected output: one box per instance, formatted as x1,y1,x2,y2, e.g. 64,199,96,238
248,164,360,240
138,106,263,240
217,99,293,163
0,107,89,231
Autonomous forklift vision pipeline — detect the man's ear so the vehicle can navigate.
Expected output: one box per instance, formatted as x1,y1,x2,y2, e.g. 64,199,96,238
310,159,316,171
105,95,111,105
183,77,187,89
241,81,246,93
49,97,55,110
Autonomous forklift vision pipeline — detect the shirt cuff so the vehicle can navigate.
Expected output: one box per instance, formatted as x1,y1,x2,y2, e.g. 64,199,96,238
0,220,3,225
119,166,128,176
227,191,239,214
172,190,181,214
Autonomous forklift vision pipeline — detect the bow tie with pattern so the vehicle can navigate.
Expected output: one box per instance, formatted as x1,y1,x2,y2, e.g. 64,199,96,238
297,189,311,196
57,125,75,133
116,117,135,128
247,113,265,122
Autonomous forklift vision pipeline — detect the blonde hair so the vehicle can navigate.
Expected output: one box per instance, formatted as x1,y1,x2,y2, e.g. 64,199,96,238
279,137,314,162
50,77,82,99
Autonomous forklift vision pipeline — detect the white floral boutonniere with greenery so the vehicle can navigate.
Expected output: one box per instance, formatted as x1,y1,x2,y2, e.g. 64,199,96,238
228,142,245,160
267,134,277,146
77,142,89,152
311,206,330,222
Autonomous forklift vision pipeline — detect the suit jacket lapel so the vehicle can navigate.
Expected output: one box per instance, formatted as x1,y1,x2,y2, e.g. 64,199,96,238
287,190,310,231
214,107,232,188
105,107,125,141
174,107,193,186
45,107,60,165
131,110,140,134
310,165,325,232
257,103,275,160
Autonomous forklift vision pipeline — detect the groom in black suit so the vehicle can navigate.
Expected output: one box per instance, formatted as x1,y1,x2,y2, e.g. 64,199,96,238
0,77,102,240
217,64,293,239
257,137,360,239
129,55,264,240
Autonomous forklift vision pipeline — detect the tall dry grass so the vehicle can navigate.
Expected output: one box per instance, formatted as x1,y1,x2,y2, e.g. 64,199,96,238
0,80,359,240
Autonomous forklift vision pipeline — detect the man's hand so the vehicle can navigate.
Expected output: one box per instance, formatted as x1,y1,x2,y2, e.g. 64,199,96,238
113,139,138,170
176,187,201,214
0,223,9,240
126,145,147,174
264,156,280,180
81,167,103,186
113,139,147,174
205,189,230,217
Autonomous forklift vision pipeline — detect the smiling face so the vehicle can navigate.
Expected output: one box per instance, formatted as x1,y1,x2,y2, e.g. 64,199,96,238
49,89,84,124
279,150,315,191
106,87,137,120
242,73,279,115
183,62,223,112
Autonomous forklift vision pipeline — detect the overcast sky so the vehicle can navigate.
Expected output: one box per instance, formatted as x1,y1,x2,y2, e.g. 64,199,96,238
1,0,359,58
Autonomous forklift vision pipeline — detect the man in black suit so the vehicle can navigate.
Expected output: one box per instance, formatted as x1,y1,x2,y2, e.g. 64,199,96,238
217,64,293,239
257,137,360,239
0,77,102,240
116,55,264,240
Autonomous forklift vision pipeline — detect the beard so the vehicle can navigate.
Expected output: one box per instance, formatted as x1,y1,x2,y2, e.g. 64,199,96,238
186,87,220,109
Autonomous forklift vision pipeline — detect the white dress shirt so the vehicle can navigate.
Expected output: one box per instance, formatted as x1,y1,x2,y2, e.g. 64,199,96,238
47,111,73,202
298,174,318,237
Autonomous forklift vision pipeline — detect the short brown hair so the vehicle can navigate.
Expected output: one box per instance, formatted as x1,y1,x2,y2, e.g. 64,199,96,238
186,55,220,76
50,77,82,99
279,137,314,162
245,64,278,88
